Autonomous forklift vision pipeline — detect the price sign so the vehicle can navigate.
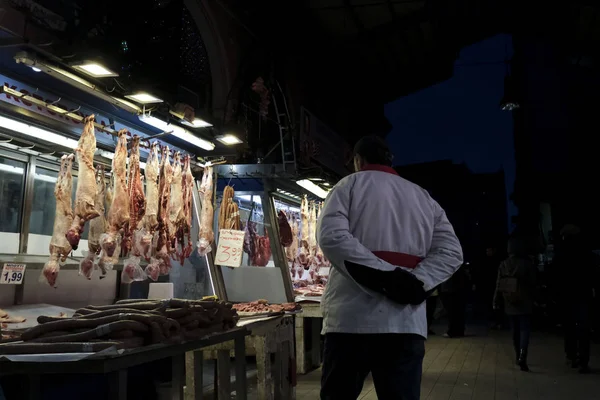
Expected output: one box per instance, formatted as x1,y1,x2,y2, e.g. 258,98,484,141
1,263,26,284
215,230,246,267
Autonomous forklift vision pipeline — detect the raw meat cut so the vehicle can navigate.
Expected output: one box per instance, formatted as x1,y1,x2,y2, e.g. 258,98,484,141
278,211,293,247
88,165,106,255
156,146,173,271
121,256,146,284
99,129,130,272
41,154,75,287
243,221,257,262
123,136,146,255
297,195,310,268
252,235,271,267
66,115,99,250
197,164,214,256
286,215,299,262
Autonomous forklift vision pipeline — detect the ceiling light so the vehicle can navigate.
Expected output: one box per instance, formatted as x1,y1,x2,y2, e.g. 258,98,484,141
125,92,163,104
31,67,41,72
296,179,330,199
72,62,119,78
0,115,79,149
216,134,243,145
309,177,324,182
139,114,214,151
181,118,213,128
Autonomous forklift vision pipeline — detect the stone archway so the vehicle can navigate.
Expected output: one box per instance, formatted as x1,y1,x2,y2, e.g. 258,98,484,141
184,0,233,122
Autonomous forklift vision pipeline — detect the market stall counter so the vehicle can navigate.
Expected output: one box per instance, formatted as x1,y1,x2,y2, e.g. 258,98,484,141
0,298,248,400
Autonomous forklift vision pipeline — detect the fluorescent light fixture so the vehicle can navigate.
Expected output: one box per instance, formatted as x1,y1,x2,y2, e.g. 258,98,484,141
125,92,163,104
31,67,41,72
138,114,214,151
296,179,330,199
181,118,213,128
216,134,243,145
0,115,79,149
14,52,141,114
72,62,119,78
309,177,324,182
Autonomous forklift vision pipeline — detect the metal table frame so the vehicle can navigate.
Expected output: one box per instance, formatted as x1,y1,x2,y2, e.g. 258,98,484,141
0,328,249,400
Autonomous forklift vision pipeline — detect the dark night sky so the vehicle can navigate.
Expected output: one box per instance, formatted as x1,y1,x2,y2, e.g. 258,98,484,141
384,34,517,230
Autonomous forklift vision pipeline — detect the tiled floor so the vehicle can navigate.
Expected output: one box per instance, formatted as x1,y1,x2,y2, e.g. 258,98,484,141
296,327,600,400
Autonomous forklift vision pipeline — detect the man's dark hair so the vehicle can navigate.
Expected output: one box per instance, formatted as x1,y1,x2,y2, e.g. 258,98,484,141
353,135,394,166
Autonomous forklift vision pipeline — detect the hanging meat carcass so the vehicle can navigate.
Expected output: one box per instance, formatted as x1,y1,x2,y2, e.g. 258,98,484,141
174,155,194,265
88,166,106,255
140,142,160,261
169,152,184,251
278,210,293,247
66,115,99,250
243,221,257,263
156,146,174,272
285,215,299,262
309,202,317,255
98,129,130,273
297,195,310,268
123,136,146,256
197,164,214,256
41,154,74,287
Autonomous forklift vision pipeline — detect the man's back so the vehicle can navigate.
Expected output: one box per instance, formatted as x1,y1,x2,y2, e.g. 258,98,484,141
317,166,463,338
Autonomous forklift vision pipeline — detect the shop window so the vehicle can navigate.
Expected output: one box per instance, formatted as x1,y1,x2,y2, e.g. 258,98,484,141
0,157,25,253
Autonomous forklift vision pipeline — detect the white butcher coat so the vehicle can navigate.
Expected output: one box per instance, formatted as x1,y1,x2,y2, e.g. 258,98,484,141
317,165,463,338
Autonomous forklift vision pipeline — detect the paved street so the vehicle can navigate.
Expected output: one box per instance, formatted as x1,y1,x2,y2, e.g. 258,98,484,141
297,327,600,400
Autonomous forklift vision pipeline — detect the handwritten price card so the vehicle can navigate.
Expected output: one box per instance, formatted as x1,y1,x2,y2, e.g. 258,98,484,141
1,263,26,284
215,230,245,267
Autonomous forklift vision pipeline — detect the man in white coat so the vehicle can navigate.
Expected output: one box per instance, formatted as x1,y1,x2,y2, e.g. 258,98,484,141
317,135,463,400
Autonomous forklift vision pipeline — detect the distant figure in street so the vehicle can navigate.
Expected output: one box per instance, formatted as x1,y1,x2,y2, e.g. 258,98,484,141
494,236,537,372
553,224,594,374
481,246,505,329
440,264,469,338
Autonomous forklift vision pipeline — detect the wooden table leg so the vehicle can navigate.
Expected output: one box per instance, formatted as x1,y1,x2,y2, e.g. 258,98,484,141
108,369,127,400
234,335,248,400
281,341,293,399
273,345,282,400
217,349,232,399
255,336,273,400
172,354,185,400
185,350,204,400
310,318,322,368
295,316,307,374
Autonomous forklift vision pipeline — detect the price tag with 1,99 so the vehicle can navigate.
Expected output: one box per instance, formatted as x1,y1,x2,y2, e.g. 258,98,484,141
215,229,246,267
1,263,26,284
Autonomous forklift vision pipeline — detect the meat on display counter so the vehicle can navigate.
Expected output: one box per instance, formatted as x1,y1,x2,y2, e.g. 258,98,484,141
207,168,329,305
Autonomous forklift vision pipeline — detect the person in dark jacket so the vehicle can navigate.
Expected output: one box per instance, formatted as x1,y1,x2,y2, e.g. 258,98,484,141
494,237,537,372
553,224,595,374
441,264,469,338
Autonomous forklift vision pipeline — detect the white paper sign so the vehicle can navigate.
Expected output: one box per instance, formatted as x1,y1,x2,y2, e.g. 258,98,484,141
0,263,26,284
215,230,245,267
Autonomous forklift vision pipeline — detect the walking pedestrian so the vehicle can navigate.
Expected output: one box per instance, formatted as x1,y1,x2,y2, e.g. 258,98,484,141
317,135,463,400
440,264,469,338
553,224,594,374
494,236,537,372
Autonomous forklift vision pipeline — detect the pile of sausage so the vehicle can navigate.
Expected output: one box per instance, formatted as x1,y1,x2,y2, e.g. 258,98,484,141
0,299,238,355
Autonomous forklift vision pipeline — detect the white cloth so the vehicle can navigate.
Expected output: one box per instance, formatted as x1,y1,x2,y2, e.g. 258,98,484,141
317,168,463,338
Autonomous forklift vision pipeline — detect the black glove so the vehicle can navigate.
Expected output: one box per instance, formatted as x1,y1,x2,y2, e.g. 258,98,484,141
345,261,428,305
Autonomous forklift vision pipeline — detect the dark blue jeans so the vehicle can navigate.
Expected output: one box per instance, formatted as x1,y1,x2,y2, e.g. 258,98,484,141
321,333,425,400
510,314,531,351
